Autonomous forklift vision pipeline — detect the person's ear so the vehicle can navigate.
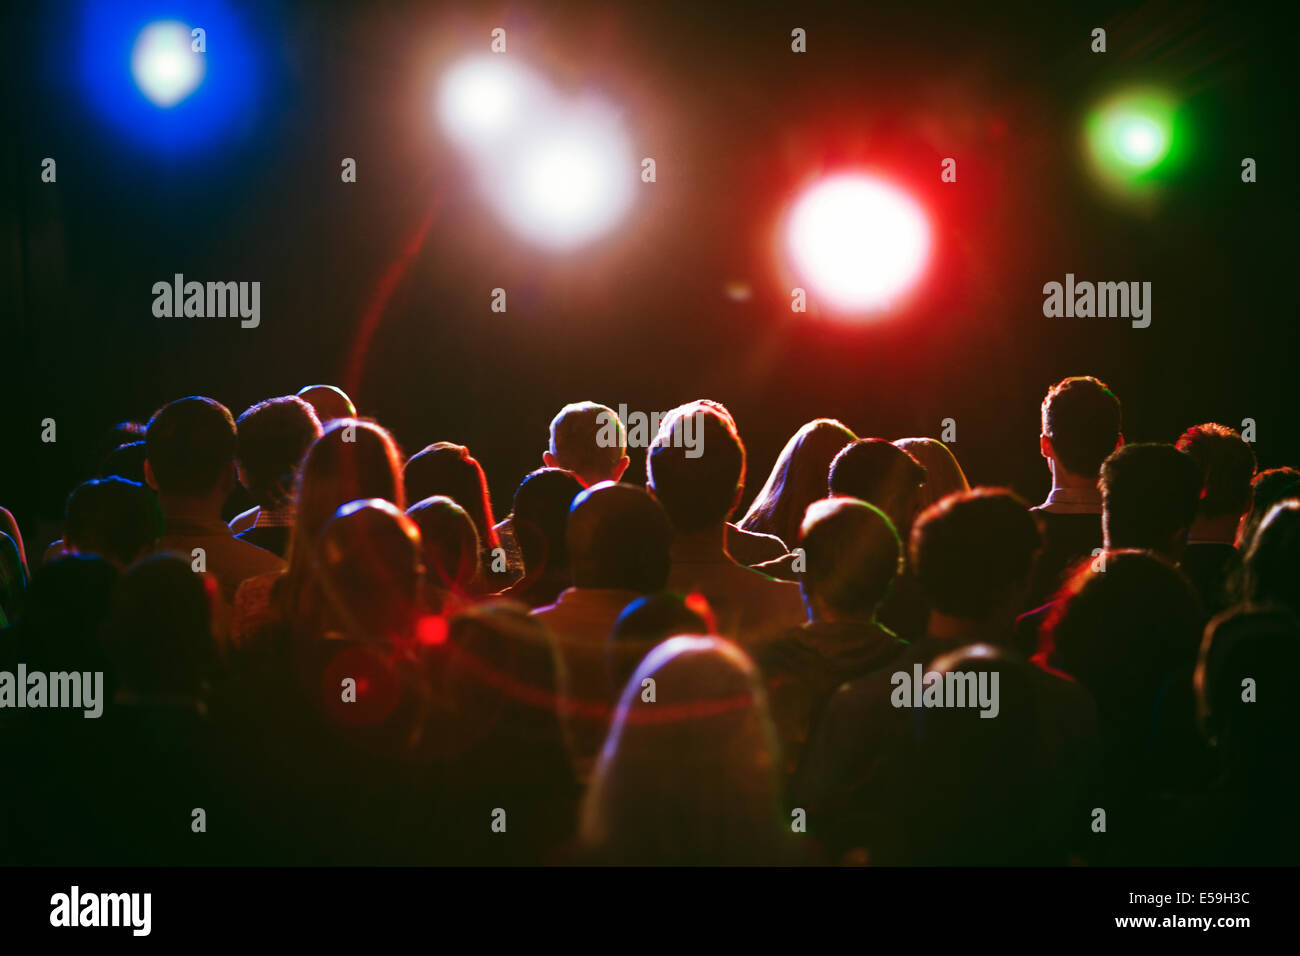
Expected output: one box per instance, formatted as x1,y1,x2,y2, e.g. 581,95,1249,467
143,459,159,491
611,455,630,482
543,451,558,470
1039,434,1053,461
219,460,237,495
1115,433,1125,450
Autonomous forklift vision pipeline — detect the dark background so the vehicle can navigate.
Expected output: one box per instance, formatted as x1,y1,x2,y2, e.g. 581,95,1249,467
3,0,1296,550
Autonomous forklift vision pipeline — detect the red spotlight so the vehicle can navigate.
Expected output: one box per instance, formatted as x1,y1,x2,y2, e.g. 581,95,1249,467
784,173,931,317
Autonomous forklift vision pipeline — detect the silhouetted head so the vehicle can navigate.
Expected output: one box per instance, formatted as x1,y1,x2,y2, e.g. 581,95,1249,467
236,396,323,511
1040,375,1123,480
1045,550,1202,710
894,437,969,511
646,401,745,533
406,495,481,595
580,635,789,865
311,498,423,644
404,442,500,551
1240,467,1300,551
568,482,672,592
1196,605,1300,784
511,467,584,577
1242,501,1300,615
64,477,161,568
15,555,118,673
910,489,1041,627
1176,422,1257,523
546,402,630,486
144,396,237,501
1100,442,1202,557
829,438,927,536
739,418,856,547
296,384,356,424
99,440,148,484
607,591,713,695
798,497,901,622
105,553,215,698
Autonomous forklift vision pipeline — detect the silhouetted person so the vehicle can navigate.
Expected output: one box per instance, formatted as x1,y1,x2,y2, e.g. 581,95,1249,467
296,384,356,424
532,481,673,782
404,442,504,585
606,591,713,703
828,437,929,638
496,468,584,609
1176,423,1256,615
228,396,322,551
739,418,856,551
63,477,161,568
145,397,285,643
406,495,482,613
1026,376,1122,608
894,437,969,511
1237,466,1300,554
648,402,803,645
579,636,803,865
1240,500,1300,616
756,498,909,778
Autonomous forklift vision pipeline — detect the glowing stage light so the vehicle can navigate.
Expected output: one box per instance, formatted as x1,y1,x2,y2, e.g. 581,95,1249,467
784,174,931,314
438,56,537,149
1085,89,1183,194
494,113,635,250
131,21,206,107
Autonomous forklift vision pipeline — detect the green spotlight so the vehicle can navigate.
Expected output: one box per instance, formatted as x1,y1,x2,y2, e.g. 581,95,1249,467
1085,89,1184,193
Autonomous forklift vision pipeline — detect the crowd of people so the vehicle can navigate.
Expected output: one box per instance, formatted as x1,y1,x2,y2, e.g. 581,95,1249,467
0,376,1296,865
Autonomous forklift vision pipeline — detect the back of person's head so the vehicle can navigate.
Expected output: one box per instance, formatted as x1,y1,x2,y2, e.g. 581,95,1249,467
894,437,970,511
739,418,856,547
1240,467,1300,551
295,384,356,424
144,396,237,497
1242,501,1300,614
294,419,406,554
99,440,148,485
910,489,1041,623
92,421,145,475
511,467,584,576
547,402,629,485
829,438,927,532
236,396,323,511
64,477,161,568
902,644,1045,864
607,592,714,695
1196,604,1300,784
311,499,423,644
406,495,481,595
580,635,790,865
105,553,214,697
1176,423,1257,521
1040,376,1122,478
1044,550,1202,709
1100,442,1202,556
646,402,745,532
567,481,672,592
798,497,902,621
15,555,118,673
403,442,499,551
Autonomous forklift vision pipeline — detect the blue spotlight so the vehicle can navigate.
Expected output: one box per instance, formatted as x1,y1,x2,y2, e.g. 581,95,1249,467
77,0,263,155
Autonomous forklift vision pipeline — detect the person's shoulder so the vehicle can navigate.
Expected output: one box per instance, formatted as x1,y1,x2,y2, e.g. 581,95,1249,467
230,535,287,572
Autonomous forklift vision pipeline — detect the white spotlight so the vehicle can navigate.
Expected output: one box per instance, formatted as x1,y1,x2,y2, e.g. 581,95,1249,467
494,105,636,250
131,21,205,108
438,56,537,150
